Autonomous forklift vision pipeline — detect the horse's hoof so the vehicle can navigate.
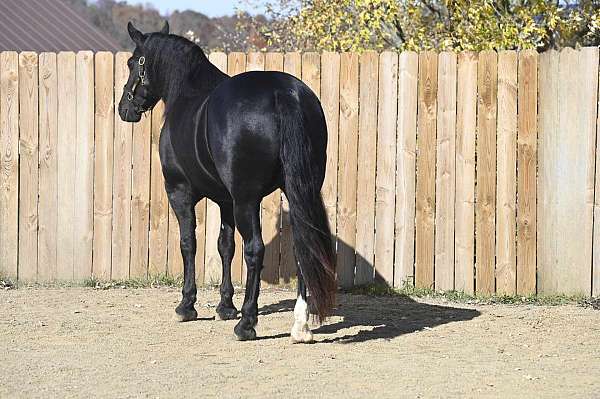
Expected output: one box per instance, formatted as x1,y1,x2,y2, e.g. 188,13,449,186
290,327,314,344
174,306,197,322
215,305,238,320
234,323,257,341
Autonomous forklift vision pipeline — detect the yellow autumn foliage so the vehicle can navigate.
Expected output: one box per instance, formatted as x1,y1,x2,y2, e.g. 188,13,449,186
252,0,600,51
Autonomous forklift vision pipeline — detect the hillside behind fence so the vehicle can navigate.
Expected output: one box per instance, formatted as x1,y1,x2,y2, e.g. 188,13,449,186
1,48,599,297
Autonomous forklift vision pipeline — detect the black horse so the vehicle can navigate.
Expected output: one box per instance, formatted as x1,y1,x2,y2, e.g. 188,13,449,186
118,22,336,342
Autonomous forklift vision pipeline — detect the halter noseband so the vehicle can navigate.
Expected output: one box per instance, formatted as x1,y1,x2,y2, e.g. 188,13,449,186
125,56,155,113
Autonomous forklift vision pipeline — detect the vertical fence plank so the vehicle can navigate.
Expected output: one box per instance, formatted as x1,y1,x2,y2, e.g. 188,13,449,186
302,52,325,285
130,111,151,278
374,51,398,284
355,51,379,285
415,51,438,289
246,51,265,71
195,200,207,284
262,52,284,285
302,52,321,96
336,52,359,288
38,52,58,282
203,198,221,285
279,52,302,283
247,52,283,284
575,47,597,296
321,52,340,247
202,52,228,285
74,51,94,280
228,52,247,75
539,48,597,295
394,51,418,288
516,50,539,295
112,52,133,280
595,50,600,296
475,50,498,295
57,52,77,280
18,52,38,281
227,51,247,284
434,52,457,291
496,50,518,295
455,52,477,294
243,52,267,284
167,202,183,277
93,52,114,279
0,52,19,280
148,102,168,276
537,50,558,296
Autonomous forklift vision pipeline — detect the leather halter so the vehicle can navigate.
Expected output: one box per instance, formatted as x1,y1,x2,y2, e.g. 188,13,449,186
125,56,155,113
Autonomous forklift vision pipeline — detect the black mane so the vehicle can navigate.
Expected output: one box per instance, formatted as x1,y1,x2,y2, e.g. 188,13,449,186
144,33,228,115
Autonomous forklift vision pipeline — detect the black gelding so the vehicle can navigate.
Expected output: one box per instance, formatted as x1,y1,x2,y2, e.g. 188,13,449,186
118,22,336,342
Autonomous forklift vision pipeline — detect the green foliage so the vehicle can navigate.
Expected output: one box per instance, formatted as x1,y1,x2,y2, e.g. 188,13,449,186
347,283,593,307
255,0,600,51
82,274,183,289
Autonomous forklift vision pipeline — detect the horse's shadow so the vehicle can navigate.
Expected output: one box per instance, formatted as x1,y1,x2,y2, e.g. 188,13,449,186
256,209,481,344
258,293,479,344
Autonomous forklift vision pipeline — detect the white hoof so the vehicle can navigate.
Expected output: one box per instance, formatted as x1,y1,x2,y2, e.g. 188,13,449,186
290,294,313,343
290,323,314,344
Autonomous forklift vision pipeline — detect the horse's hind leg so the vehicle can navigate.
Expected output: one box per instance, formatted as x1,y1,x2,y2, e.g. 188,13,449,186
215,204,238,320
290,272,314,343
167,185,198,322
232,201,264,341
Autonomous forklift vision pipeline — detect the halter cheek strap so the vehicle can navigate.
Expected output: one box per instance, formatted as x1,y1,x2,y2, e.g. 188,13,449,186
126,56,155,112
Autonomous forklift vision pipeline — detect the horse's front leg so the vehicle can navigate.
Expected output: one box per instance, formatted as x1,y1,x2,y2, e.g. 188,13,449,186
233,201,264,341
215,204,238,320
167,185,198,322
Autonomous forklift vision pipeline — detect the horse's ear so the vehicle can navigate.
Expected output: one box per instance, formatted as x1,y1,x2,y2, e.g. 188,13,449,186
160,21,169,35
127,21,145,46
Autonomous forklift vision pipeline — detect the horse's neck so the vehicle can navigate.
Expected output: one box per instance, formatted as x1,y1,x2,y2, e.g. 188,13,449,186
192,63,228,99
163,60,228,110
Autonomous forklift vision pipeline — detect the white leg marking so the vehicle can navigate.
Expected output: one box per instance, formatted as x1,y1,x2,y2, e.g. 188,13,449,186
290,295,313,343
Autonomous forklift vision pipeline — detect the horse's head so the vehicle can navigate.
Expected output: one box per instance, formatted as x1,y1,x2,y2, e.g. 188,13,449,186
118,21,169,122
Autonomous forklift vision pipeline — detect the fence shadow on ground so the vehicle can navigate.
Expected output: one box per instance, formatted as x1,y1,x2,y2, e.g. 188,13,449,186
257,210,481,343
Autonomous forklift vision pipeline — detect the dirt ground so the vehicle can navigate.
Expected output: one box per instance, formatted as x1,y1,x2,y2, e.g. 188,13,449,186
1,287,599,399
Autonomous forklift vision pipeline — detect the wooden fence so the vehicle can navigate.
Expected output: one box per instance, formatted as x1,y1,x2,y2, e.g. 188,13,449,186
1,48,599,297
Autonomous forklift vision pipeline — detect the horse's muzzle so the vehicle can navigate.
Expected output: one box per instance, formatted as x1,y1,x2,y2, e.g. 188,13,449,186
118,99,142,122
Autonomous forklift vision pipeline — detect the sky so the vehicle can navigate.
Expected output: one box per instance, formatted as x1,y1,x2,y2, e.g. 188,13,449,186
123,0,265,17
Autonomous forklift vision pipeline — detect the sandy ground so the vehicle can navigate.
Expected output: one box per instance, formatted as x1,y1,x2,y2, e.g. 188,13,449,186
1,287,599,399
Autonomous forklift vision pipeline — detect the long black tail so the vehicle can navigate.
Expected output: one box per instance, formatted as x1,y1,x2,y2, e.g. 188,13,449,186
278,89,336,323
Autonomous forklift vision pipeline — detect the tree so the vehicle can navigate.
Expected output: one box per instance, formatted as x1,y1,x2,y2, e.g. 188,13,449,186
64,0,267,51
250,0,600,51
